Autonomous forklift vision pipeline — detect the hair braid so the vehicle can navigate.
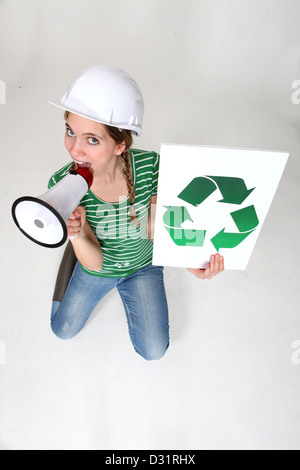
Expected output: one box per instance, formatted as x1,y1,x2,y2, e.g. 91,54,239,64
121,148,135,204
121,148,139,223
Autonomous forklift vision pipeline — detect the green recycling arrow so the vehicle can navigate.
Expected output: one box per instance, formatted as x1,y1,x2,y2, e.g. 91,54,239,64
163,206,206,247
163,176,259,251
178,176,255,206
211,205,259,251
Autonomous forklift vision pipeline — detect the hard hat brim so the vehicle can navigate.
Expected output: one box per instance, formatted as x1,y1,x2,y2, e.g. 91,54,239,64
48,100,142,136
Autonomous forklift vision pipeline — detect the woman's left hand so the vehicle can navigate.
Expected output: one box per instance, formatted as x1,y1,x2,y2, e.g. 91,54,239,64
187,254,224,280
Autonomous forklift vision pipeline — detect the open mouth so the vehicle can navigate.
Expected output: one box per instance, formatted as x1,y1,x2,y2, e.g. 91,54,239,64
73,160,91,168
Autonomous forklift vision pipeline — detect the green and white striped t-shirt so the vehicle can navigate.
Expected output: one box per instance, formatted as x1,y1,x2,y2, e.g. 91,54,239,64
48,148,159,278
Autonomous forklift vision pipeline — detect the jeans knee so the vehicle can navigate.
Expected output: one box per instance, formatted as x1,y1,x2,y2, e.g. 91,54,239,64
138,341,169,361
50,320,77,341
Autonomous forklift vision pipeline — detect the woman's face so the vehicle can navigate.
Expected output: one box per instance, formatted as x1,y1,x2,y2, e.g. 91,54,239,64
64,113,125,172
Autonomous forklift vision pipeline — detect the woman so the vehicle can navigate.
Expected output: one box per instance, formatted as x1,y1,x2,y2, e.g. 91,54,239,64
48,66,224,360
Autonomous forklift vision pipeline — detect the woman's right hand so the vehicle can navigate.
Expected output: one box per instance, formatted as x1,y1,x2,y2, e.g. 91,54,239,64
66,206,86,240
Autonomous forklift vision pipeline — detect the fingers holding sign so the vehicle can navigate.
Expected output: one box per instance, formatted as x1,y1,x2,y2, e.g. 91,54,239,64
187,254,224,280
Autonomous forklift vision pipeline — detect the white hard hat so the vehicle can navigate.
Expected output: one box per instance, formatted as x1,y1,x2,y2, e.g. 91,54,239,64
49,65,144,136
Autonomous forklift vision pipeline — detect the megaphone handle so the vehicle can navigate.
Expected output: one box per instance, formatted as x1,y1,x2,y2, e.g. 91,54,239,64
52,242,77,302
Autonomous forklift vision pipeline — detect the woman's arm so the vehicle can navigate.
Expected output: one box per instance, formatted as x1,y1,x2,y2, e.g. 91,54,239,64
148,195,157,242
67,206,103,272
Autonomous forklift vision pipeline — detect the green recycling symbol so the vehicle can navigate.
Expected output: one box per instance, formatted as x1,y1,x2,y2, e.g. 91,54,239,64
163,176,259,251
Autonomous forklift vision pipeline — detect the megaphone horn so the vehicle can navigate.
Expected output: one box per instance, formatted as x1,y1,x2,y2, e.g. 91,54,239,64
12,166,93,248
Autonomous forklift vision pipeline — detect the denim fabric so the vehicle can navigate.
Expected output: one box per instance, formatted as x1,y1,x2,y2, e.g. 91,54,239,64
51,263,169,361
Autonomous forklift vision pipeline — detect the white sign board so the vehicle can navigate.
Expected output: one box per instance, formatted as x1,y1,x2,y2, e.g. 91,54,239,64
153,144,289,270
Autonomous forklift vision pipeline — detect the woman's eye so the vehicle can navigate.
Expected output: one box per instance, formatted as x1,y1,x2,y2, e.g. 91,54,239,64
88,137,99,145
66,128,75,137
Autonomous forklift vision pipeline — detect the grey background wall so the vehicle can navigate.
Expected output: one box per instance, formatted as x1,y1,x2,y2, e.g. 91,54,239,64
0,0,299,450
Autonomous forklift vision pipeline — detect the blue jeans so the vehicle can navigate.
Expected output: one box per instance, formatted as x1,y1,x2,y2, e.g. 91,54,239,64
51,263,169,361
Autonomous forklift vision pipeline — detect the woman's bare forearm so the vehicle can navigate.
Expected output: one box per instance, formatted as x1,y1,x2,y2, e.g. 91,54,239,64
70,232,103,271
67,206,103,271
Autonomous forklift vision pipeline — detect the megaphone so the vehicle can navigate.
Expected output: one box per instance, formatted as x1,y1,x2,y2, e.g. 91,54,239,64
12,165,93,248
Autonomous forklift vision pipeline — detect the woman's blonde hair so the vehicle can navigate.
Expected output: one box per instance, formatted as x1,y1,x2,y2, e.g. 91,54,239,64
64,111,137,222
